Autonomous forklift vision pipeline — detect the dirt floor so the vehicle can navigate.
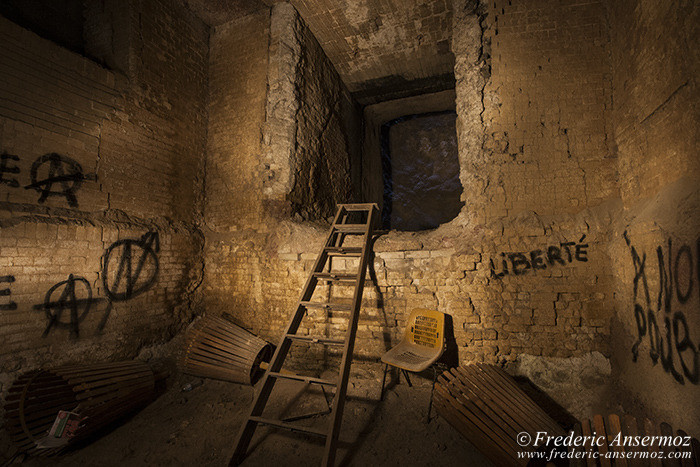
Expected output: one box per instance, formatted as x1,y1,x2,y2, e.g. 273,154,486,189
8,358,491,467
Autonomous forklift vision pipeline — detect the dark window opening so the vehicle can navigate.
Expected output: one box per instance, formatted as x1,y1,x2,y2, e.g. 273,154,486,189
0,0,86,56
381,111,462,231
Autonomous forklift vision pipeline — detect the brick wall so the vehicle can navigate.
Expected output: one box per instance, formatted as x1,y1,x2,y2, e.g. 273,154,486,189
0,0,208,391
202,4,363,338
607,0,700,435
259,3,362,221
206,10,271,231
0,0,689,434
198,0,623,419
196,2,617,416
467,0,618,223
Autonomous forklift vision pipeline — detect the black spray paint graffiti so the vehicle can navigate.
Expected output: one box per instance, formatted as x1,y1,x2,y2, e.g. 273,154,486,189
0,151,96,208
490,235,589,278
0,153,20,187
0,275,18,311
32,274,104,339
31,232,160,338
624,231,699,385
103,231,160,301
99,231,160,332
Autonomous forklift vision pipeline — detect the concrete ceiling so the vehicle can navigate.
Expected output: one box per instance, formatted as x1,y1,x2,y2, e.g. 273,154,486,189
289,0,455,104
179,0,270,27
185,0,455,105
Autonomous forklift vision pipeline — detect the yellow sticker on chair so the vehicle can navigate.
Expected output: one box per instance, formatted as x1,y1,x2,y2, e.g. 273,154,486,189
409,312,442,348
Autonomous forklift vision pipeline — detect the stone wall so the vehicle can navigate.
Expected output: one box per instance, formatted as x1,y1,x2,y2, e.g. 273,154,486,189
206,10,270,232
200,0,621,420
260,3,362,222
0,0,207,390
607,0,700,435
203,2,362,347
0,0,693,440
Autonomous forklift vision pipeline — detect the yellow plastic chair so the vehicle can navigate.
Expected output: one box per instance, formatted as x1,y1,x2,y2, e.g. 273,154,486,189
380,309,447,420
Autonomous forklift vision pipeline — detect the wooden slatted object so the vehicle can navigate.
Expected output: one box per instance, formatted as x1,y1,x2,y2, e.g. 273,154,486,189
229,203,379,467
180,315,272,385
3,360,157,456
570,414,700,467
433,363,566,467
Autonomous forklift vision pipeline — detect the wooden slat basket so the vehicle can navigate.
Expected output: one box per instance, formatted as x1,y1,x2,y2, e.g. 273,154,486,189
434,363,566,467
3,360,156,456
180,316,272,385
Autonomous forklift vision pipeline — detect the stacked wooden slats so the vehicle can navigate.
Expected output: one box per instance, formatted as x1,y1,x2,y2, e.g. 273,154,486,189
3,360,156,456
180,316,272,385
571,414,700,467
433,363,566,467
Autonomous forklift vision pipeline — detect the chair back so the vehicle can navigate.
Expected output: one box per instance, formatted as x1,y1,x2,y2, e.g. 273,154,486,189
405,308,445,351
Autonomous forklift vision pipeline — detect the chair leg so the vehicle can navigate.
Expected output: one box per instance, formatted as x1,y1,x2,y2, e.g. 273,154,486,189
426,366,438,423
401,369,412,387
380,363,388,401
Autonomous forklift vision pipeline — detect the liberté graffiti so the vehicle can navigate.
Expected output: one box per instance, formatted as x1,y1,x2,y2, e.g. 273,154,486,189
490,234,589,278
624,231,699,385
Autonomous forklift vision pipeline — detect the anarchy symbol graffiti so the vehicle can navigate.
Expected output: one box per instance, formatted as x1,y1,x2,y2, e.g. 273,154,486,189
24,153,96,208
102,231,160,301
34,274,101,338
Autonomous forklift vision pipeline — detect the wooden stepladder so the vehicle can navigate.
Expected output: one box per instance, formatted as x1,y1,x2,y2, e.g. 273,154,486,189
229,203,380,467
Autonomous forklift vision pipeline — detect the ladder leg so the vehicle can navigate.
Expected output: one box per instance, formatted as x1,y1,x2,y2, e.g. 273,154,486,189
322,205,377,467
229,203,380,467
230,338,294,465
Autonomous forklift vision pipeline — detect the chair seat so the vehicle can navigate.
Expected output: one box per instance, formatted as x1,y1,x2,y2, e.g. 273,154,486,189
381,341,442,372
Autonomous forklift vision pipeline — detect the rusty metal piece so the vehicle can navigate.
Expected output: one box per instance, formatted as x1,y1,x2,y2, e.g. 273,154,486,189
179,316,272,386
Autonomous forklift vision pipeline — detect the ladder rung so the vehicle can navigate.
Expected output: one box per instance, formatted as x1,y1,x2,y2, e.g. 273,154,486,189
324,246,362,256
286,334,345,345
338,203,377,211
299,301,352,311
249,416,327,438
333,224,366,234
268,372,336,386
313,272,357,283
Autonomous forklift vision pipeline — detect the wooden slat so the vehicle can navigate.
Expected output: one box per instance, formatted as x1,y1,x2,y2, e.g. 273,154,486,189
441,372,521,459
645,419,664,467
608,414,628,467
434,384,520,466
580,418,597,467
592,414,611,467
431,364,572,467
3,361,156,456
456,366,553,438
451,369,533,443
477,365,565,436
660,422,681,467
570,422,585,467
180,316,271,385
675,430,695,467
434,386,517,466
